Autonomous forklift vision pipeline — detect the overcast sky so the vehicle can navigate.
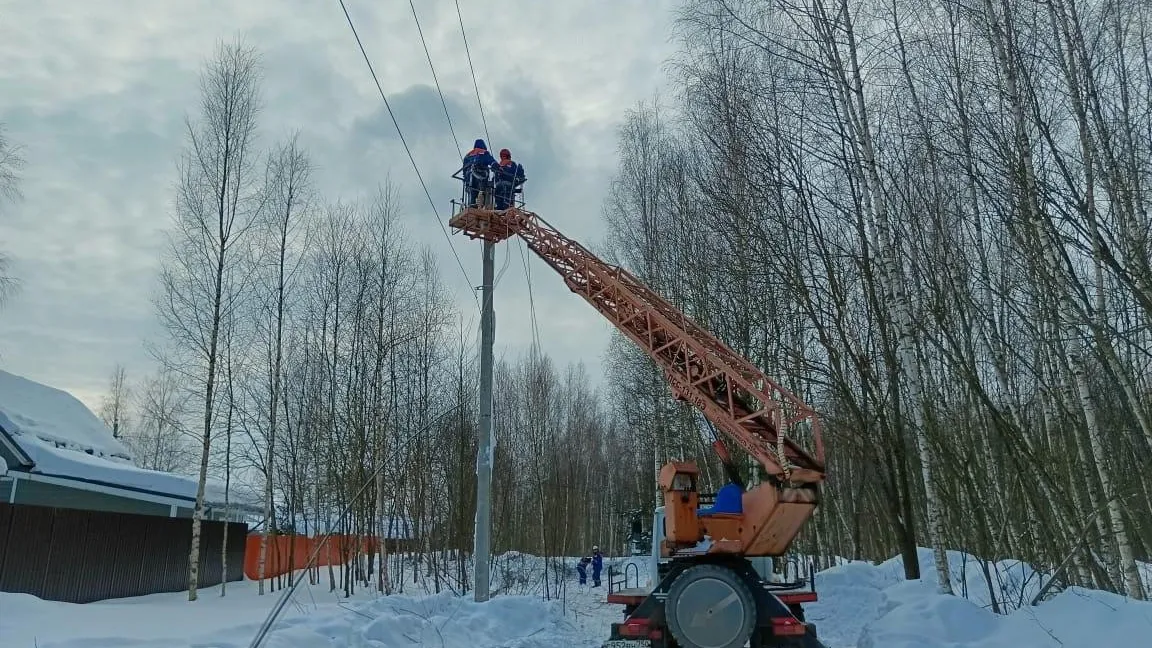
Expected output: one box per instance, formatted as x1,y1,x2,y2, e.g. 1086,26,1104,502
0,0,679,411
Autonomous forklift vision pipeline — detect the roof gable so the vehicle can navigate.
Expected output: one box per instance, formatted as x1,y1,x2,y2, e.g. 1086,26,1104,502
0,369,254,509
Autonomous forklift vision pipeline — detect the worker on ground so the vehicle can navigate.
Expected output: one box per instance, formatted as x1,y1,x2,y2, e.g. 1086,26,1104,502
493,148,526,210
591,546,603,587
461,138,496,207
576,555,591,585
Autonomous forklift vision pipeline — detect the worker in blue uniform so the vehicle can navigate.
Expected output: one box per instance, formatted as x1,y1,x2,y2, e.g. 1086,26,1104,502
461,138,496,207
591,546,604,587
698,482,743,516
577,555,590,584
493,148,526,210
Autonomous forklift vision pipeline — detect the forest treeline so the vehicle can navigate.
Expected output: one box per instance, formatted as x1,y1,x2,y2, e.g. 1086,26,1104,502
92,39,650,600
92,0,1151,606
601,0,1152,602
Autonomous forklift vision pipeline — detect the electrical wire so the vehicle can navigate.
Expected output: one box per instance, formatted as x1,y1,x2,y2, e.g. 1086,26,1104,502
453,0,491,144
336,0,479,312
450,0,531,358
516,238,543,356
408,0,462,155
494,243,513,287
448,0,541,359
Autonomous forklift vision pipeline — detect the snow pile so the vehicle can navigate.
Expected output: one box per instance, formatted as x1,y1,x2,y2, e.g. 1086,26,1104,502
260,592,598,648
829,548,1046,612
0,368,237,506
807,548,1152,648
0,569,604,648
2,547,1150,647
856,584,1152,648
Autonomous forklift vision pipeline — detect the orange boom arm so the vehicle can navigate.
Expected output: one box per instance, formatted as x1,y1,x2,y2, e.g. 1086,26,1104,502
449,206,826,556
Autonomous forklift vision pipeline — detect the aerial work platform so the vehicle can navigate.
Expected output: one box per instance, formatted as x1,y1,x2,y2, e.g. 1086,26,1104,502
448,206,530,243
448,199,828,647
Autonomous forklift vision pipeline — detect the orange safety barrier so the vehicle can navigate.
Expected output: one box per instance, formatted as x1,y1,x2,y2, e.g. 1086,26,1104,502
242,533,384,581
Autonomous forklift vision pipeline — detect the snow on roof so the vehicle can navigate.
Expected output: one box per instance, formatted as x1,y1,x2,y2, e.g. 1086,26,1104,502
0,368,248,509
0,369,133,462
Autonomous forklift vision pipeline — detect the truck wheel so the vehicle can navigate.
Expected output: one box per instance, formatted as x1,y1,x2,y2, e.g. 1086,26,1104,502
665,564,756,648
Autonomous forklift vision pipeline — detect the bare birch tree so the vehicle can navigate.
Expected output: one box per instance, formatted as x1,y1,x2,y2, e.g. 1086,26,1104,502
0,123,24,305
251,134,313,594
581,0,1152,605
152,38,263,602
125,370,195,473
99,364,132,439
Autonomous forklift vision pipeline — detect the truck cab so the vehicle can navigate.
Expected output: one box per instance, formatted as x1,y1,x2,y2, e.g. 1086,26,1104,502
647,506,805,594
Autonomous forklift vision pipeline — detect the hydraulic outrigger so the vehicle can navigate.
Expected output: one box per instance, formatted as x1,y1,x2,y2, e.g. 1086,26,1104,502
449,201,828,648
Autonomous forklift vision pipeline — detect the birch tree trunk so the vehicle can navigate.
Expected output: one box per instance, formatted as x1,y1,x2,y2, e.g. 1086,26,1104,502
153,39,262,602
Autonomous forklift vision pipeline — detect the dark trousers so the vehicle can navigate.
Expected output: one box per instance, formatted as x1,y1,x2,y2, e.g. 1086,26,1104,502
592,566,601,587
494,180,515,209
466,175,489,207
577,564,587,584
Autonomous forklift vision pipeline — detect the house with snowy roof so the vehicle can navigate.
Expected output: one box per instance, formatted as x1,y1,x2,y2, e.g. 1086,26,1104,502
0,368,259,520
0,368,258,603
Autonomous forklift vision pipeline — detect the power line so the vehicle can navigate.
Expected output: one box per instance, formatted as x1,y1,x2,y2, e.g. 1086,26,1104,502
516,239,543,355
336,0,479,312
494,243,512,287
454,0,491,143
449,0,540,358
408,0,462,155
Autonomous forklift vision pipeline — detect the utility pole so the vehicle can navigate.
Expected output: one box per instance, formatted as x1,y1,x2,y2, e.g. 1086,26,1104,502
474,238,496,602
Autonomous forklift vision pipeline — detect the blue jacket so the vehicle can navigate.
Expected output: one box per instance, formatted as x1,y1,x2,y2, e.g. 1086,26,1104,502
462,139,496,180
493,159,525,188
591,552,603,571
700,482,743,516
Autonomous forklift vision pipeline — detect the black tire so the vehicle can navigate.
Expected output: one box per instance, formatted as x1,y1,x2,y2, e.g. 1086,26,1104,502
665,564,757,648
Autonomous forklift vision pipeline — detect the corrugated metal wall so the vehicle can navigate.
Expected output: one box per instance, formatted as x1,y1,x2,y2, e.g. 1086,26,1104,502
0,502,248,603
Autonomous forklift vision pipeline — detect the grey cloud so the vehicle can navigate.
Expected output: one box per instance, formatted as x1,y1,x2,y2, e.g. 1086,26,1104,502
0,0,678,409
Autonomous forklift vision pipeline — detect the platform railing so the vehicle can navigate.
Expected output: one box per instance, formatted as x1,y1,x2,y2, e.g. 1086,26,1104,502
450,167,526,213
607,560,641,594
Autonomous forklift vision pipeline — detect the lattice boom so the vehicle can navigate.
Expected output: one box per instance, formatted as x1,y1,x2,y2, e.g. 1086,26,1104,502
448,207,826,484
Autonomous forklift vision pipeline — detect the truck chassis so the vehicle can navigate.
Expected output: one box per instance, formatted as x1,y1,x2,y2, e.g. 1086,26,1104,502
604,556,826,648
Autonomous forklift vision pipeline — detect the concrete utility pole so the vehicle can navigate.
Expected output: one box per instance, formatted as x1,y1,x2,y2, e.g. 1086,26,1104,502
474,238,496,602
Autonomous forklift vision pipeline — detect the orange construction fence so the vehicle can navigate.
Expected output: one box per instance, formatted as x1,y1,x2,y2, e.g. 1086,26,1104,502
242,533,387,581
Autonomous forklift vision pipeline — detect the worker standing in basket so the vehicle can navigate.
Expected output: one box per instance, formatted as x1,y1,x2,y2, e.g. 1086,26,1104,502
493,148,526,210
461,138,496,207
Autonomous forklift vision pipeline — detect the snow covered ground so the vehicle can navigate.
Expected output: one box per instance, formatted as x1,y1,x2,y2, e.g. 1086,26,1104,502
2,550,1150,647
0,553,625,648
807,548,1152,648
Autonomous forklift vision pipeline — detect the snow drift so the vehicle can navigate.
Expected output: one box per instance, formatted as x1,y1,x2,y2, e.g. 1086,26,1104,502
0,577,601,648
1,548,1150,648
261,592,599,648
807,547,1152,648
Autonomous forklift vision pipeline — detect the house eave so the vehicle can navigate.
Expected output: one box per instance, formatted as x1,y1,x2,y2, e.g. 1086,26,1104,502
0,422,34,467
4,468,263,516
